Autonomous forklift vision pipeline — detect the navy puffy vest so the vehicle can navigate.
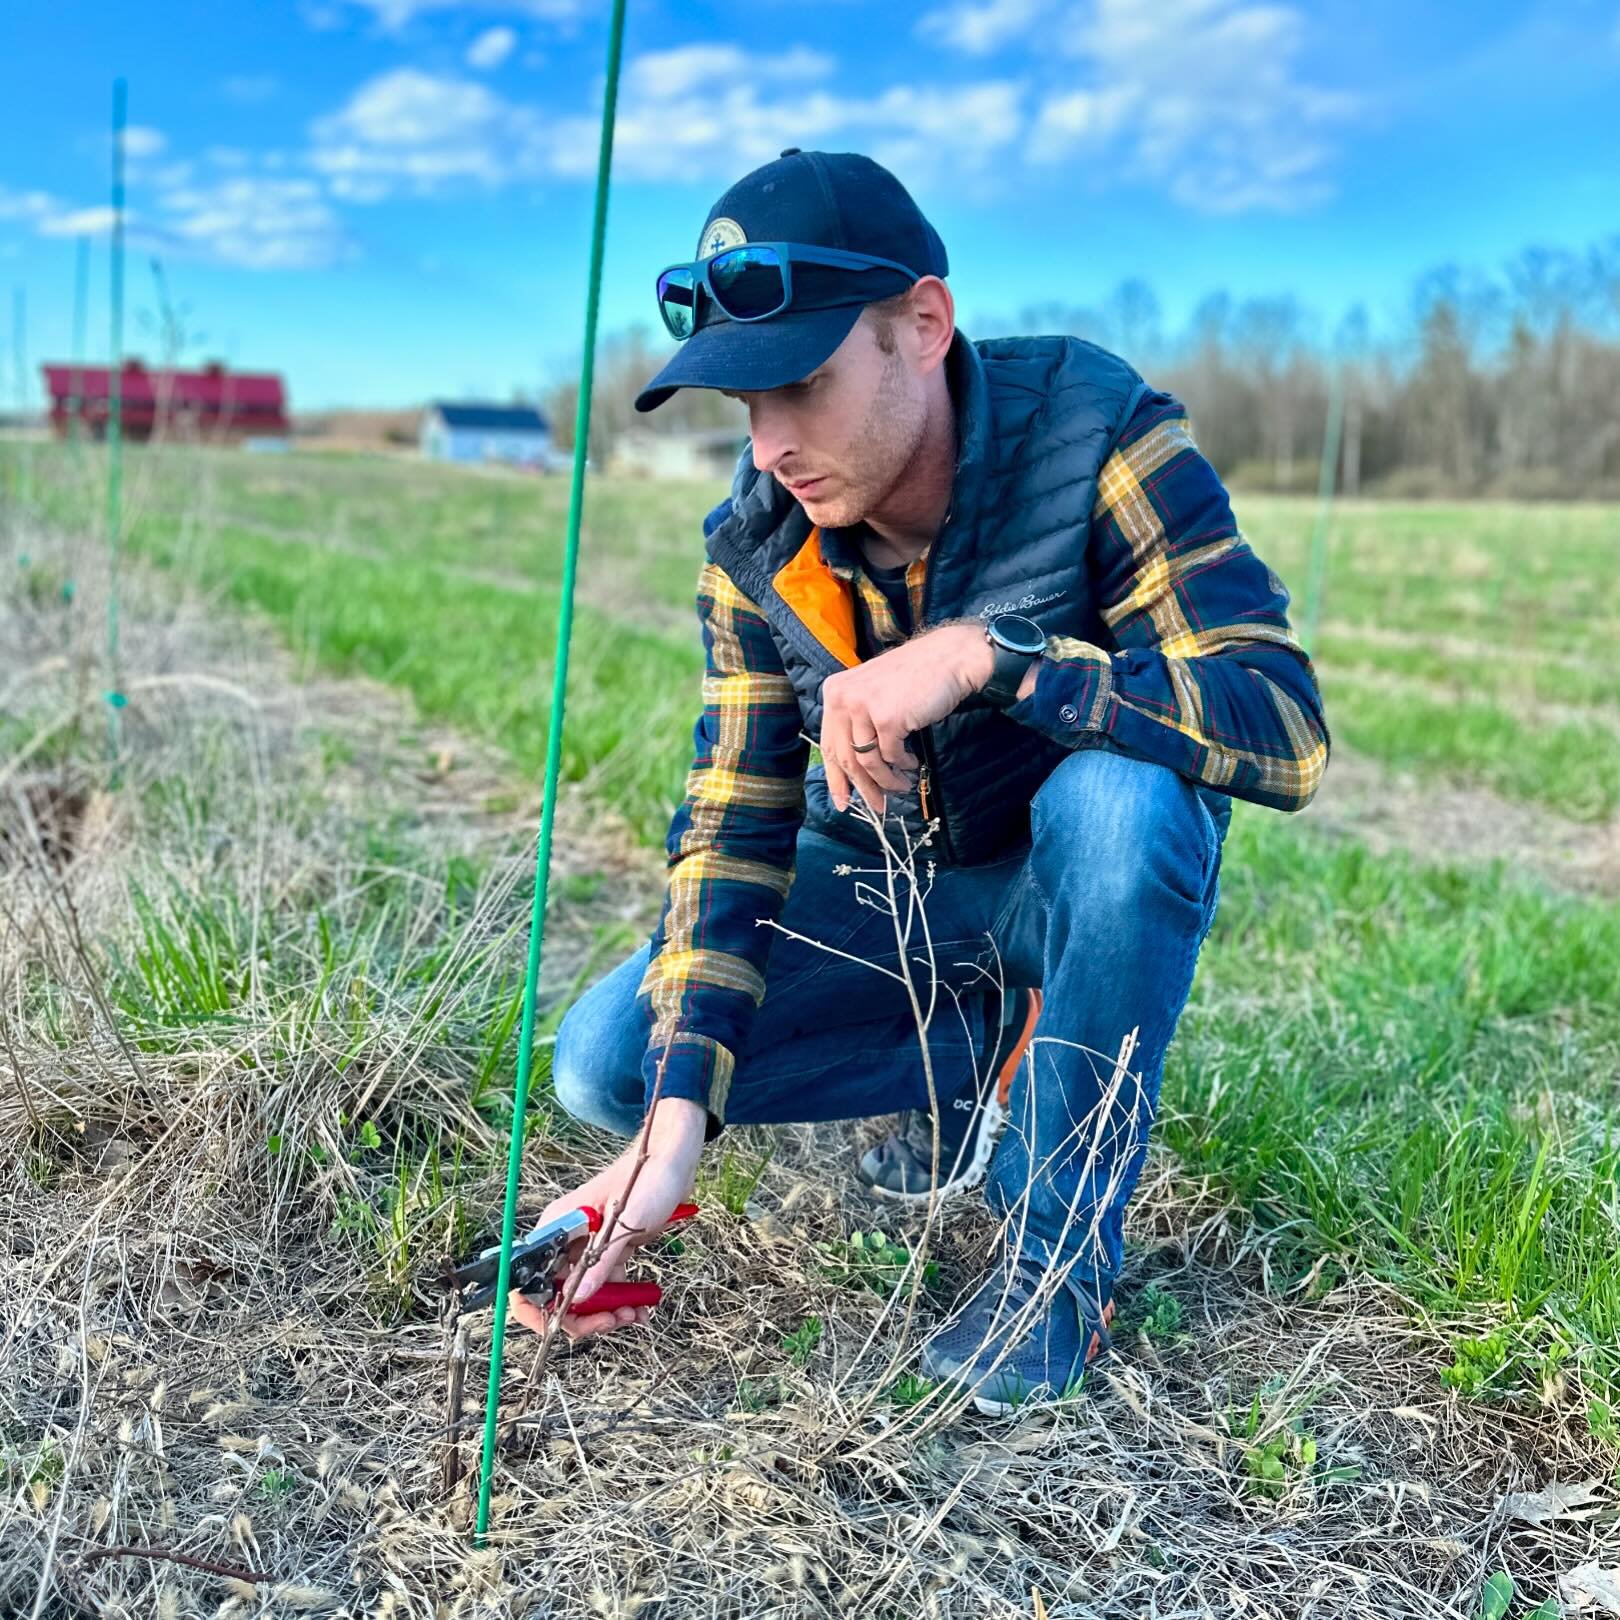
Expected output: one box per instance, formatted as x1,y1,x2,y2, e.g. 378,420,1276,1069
704,329,1147,866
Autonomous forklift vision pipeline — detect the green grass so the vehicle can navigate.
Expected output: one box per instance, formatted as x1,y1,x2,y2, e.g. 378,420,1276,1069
1244,495,1620,821
10,443,1619,823
1170,804,1620,1396
8,441,1620,1405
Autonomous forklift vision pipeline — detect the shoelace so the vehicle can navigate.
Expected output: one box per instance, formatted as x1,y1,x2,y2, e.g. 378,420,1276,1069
991,1254,1114,1354
899,1105,956,1162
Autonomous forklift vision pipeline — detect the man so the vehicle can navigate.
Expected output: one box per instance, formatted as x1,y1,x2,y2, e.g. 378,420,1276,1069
518,149,1328,1414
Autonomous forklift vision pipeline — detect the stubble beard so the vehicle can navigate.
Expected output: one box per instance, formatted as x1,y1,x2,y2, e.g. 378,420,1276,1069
811,350,926,531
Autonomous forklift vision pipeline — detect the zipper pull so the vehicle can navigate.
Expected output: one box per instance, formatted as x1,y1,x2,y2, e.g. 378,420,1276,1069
918,764,932,822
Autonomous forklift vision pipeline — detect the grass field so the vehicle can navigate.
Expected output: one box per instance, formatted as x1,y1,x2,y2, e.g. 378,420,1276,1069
13,444,1620,829
3,438,1619,1615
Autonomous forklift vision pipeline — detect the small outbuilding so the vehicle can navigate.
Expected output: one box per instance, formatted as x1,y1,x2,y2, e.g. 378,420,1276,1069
607,426,751,480
420,402,554,469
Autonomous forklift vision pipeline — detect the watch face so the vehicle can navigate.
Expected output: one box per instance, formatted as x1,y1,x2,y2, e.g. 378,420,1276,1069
989,612,1046,656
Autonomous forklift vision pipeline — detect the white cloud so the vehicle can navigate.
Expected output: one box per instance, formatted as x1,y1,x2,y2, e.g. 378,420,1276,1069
158,176,348,269
465,24,517,69
39,206,119,238
1026,83,1135,159
1054,0,1359,211
7,138,343,269
917,0,1048,55
625,43,835,100
122,125,167,159
306,51,1015,199
333,0,586,30
920,0,1358,211
0,186,58,223
308,68,545,197
286,10,1345,228
553,48,1020,187
149,160,197,191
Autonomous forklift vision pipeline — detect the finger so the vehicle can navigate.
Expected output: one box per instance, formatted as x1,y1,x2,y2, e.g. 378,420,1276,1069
508,1291,553,1336
562,1308,626,1341
825,752,853,815
861,742,914,794
845,738,893,815
829,700,881,814
850,760,887,817
845,702,915,800
573,1235,635,1304
873,718,919,776
820,700,854,813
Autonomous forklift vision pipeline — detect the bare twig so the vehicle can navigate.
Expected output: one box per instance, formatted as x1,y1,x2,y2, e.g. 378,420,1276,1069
440,1318,469,1493
75,1542,272,1585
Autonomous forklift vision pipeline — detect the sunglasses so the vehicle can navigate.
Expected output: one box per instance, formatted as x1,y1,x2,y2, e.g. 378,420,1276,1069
656,242,919,341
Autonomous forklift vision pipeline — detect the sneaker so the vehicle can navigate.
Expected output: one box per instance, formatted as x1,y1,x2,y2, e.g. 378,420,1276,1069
919,1250,1114,1416
856,988,1042,1200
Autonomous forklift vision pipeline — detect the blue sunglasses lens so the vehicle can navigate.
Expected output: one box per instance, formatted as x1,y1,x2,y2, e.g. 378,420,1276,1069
709,246,787,320
658,267,698,338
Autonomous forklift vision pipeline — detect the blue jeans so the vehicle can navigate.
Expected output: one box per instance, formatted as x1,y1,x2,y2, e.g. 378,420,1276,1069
552,746,1231,1294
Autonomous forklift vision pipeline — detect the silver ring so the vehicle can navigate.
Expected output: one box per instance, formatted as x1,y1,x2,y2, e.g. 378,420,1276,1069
852,738,881,754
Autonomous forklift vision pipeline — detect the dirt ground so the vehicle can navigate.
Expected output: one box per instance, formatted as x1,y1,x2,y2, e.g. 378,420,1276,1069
1298,742,1620,901
4,529,1618,1618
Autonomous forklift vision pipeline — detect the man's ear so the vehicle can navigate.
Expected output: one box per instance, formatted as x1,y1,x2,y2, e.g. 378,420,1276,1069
909,276,955,372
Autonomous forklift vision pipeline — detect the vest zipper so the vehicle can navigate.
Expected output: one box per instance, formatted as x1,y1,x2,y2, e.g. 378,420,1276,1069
913,489,959,867
916,732,956,865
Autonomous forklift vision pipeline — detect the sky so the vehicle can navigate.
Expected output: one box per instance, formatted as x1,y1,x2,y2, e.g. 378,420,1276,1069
2,0,1618,410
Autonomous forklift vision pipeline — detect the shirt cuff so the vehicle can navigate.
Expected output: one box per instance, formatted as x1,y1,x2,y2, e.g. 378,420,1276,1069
641,1031,732,1142
1006,637,1114,745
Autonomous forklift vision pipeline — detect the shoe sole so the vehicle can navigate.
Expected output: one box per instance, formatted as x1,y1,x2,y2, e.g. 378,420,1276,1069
864,989,1042,1204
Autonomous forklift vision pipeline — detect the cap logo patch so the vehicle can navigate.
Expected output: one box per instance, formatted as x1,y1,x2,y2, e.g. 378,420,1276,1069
699,217,748,258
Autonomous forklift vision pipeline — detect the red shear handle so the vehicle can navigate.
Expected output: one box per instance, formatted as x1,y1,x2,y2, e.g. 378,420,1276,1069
569,1280,663,1314
576,1200,700,1232
559,1203,699,1317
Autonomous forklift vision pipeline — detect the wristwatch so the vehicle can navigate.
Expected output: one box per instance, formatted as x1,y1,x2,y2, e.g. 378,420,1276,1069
981,612,1046,708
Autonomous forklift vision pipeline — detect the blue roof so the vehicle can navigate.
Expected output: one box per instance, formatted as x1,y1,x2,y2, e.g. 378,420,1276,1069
431,401,549,433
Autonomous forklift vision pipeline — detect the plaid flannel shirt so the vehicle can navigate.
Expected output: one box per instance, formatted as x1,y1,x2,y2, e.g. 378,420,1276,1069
637,389,1328,1134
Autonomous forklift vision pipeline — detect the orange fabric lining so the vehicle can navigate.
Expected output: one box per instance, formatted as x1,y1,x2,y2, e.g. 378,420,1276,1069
772,528,859,669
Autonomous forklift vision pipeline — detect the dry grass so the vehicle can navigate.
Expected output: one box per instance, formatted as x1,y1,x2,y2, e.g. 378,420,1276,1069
4,518,1618,1618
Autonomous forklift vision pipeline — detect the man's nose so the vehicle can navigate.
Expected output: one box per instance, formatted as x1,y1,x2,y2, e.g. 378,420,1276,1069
748,403,793,474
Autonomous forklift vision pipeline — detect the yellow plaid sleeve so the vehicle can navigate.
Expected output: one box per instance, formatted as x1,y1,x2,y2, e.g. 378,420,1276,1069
635,557,809,1136
1009,393,1329,812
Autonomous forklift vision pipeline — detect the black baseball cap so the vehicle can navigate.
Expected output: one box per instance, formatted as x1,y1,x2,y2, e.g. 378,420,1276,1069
634,148,949,413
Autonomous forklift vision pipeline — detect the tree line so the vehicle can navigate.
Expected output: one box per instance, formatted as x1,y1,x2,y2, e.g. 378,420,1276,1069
544,236,1620,500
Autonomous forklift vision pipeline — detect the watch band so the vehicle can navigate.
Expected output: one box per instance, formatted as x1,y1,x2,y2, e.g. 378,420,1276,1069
981,612,1045,709
981,638,1036,708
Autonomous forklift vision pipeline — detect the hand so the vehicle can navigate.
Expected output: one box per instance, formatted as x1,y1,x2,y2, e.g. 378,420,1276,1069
508,1104,704,1342
821,623,994,815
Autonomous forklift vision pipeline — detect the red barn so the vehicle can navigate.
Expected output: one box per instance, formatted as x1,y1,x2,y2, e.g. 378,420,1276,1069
40,358,290,443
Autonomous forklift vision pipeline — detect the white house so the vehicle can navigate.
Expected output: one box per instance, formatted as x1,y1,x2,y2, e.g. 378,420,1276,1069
607,426,751,480
419,401,554,469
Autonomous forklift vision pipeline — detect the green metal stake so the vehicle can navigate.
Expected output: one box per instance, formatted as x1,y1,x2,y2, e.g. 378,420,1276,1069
1301,361,1343,655
106,77,127,768
472,0,627,1546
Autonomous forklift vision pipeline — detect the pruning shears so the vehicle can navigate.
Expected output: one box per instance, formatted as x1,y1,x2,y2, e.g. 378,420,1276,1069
446,1201,700,1316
